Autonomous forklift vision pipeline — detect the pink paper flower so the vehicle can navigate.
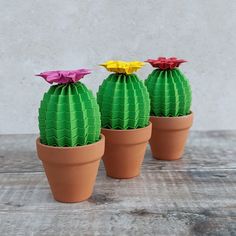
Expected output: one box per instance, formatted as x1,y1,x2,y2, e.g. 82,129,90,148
146,57,187,70
36,69,91,84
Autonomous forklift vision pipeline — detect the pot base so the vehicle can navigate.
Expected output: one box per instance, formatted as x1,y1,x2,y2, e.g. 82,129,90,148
106,173,139,179
42,160,100,203
153,155,183,161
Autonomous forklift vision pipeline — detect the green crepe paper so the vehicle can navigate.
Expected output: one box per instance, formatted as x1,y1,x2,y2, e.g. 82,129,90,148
38,82,101,147
97,73,150,129
145,68,192,117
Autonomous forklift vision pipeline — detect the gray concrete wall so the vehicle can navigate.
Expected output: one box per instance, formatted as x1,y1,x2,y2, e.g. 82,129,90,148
0,0,235,134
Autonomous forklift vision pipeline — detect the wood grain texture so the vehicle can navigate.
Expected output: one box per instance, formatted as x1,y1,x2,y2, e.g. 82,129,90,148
0,131,236,235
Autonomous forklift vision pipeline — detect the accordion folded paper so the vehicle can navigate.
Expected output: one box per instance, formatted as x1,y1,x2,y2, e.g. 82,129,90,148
146,57,187,70
36,69,91,84
100,60,145,74
97,73,150,129
38,82,101,146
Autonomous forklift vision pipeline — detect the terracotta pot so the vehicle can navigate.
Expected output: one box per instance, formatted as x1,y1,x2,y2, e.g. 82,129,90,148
101,123,152,179
149,112,193,161
36,135,105,203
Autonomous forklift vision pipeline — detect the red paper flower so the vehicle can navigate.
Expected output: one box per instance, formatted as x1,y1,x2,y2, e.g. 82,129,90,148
146,57,187,70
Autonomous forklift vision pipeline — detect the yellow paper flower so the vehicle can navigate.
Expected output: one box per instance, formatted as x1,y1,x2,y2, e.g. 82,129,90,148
100,60,145,74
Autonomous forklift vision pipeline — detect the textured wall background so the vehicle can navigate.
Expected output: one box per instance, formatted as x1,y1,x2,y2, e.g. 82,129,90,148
0,0,235,134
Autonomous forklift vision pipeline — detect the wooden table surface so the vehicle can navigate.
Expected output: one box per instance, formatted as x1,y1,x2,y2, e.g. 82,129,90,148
0,131,236,236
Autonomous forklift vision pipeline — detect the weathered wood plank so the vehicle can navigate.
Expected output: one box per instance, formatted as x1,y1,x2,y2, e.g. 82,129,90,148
0,170,236,235
0,131,236,235
0,131,236,174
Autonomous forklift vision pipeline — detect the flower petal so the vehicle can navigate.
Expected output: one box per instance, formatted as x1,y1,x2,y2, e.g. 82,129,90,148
146,57,187,70
36,69,91,84
100,60,145,74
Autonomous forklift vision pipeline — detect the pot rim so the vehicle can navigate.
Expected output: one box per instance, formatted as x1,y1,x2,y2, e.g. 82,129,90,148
101,122,152,133
150,112,193,130
101,123,152,144
150,111,193,120
36,134,105,150
36,134,105,164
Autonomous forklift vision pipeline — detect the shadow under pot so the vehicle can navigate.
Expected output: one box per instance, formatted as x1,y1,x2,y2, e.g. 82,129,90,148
36,135,105,203
101,123,152,179
149,112,193,161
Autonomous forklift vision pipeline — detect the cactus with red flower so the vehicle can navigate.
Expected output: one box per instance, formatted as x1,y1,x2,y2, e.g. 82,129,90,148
145,57,192,117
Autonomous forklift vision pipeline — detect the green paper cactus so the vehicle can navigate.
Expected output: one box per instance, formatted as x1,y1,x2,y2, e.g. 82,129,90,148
97,61,150,129
145,57,192,117
37,69,101,147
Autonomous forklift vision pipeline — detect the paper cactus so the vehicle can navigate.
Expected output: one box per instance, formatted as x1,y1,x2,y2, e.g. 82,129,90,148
97,61,150,129
145,57,192,116
37,69,101,146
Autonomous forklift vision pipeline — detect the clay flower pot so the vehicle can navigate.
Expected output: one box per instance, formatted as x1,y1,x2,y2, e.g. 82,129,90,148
36,135,105,203
149,113,193,161
145,57,194,161
102,123,152,179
